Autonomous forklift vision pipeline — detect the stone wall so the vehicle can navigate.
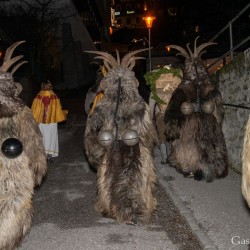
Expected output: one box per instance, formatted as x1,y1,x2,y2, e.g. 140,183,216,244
214,49,250,172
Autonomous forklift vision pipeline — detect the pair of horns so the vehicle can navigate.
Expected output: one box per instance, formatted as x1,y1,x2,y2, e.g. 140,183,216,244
168,37,216,59
86,48,149,72
0,41,27,75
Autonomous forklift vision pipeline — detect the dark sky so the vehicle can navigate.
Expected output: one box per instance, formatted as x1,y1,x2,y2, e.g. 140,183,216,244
151,0,249,53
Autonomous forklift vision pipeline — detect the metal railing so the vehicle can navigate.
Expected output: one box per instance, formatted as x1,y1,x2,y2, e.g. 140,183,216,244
207,3,250,71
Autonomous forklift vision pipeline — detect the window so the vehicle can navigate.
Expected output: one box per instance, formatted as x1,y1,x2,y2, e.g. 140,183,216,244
126,3,131,11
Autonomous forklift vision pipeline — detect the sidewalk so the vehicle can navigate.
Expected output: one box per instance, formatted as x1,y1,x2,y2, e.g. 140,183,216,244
153,147,250,250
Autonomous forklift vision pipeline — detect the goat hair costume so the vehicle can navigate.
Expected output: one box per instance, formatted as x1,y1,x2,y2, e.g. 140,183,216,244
164,37,229,182
0,41,47,250
242,116,250,207
84,49,157,224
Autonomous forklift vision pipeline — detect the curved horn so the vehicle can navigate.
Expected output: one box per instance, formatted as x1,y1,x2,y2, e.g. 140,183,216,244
86,51,118,68
196,42,217,57
121,48,148,67
127,60,136,70
194,36,200,57
93,56,112,71
127,56,145,70
10,61,28,75
0,41,26,72
186,43,194,58
198,50,207,58
103,60,112,72
168,45,190,59
116,50,121,65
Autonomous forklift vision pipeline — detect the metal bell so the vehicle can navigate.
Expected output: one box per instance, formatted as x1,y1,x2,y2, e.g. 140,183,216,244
181,102,194,115
1,138,23,158
201,101,215,114
122,129,139,146
98,130,115,147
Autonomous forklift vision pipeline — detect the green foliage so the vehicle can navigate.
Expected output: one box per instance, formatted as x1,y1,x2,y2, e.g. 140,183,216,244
144,66,182,104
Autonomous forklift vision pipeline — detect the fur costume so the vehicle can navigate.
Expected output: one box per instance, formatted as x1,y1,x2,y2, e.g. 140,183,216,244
242,116,250,207
84,49,157,224
164,37,229,182
0,41,47,250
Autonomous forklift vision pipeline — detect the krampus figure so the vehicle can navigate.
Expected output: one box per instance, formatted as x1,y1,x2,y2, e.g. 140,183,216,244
0,41,47,250
164,37,228,182
242,116,250,207
84,49,157,224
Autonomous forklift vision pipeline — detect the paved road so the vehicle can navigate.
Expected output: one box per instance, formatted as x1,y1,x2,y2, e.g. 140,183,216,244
18,92,250,250
19,95,202,250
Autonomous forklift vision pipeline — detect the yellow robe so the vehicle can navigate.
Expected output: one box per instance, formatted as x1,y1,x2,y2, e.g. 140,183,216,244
88,92,104,116
31,90,66,124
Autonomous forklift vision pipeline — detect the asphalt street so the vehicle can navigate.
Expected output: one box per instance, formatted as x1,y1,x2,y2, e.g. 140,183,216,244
19,93,250,250
19,94,202,250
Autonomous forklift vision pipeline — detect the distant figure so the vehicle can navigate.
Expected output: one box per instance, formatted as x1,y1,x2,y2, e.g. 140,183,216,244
84,65,106,115
31,81,67,161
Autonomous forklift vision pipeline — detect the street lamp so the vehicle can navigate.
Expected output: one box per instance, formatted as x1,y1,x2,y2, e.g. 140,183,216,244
143,15,155,71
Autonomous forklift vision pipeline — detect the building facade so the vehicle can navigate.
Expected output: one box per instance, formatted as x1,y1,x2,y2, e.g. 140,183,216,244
0,0,112,93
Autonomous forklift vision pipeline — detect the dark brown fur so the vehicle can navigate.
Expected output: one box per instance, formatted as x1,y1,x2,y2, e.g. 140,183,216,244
165,39,228,182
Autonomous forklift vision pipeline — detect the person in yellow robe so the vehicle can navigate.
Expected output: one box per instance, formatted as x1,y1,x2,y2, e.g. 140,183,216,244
32,81,67,161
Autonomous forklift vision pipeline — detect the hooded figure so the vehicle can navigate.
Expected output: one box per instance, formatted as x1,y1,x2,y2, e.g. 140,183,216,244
84,49,157,225
164,37,229,182
0,41,47,250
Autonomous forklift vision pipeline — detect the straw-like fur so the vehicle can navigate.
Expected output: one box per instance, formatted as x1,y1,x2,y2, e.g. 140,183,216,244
242,116,250,207
0,41,47,250
84,49,157,224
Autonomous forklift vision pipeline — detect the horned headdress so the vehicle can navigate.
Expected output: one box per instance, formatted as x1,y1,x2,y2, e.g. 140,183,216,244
168,36,216,60
86,48,148,90
168,37,217,113
0,41,27,117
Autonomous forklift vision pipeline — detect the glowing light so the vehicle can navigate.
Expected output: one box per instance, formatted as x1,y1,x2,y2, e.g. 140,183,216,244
143,16,156,29
109,27,113,35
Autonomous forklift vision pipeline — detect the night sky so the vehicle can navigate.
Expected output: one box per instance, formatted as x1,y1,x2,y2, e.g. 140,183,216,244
150,0,249,54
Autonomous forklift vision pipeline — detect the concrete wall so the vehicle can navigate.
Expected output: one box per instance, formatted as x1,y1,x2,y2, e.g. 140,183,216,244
214,49,250,172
